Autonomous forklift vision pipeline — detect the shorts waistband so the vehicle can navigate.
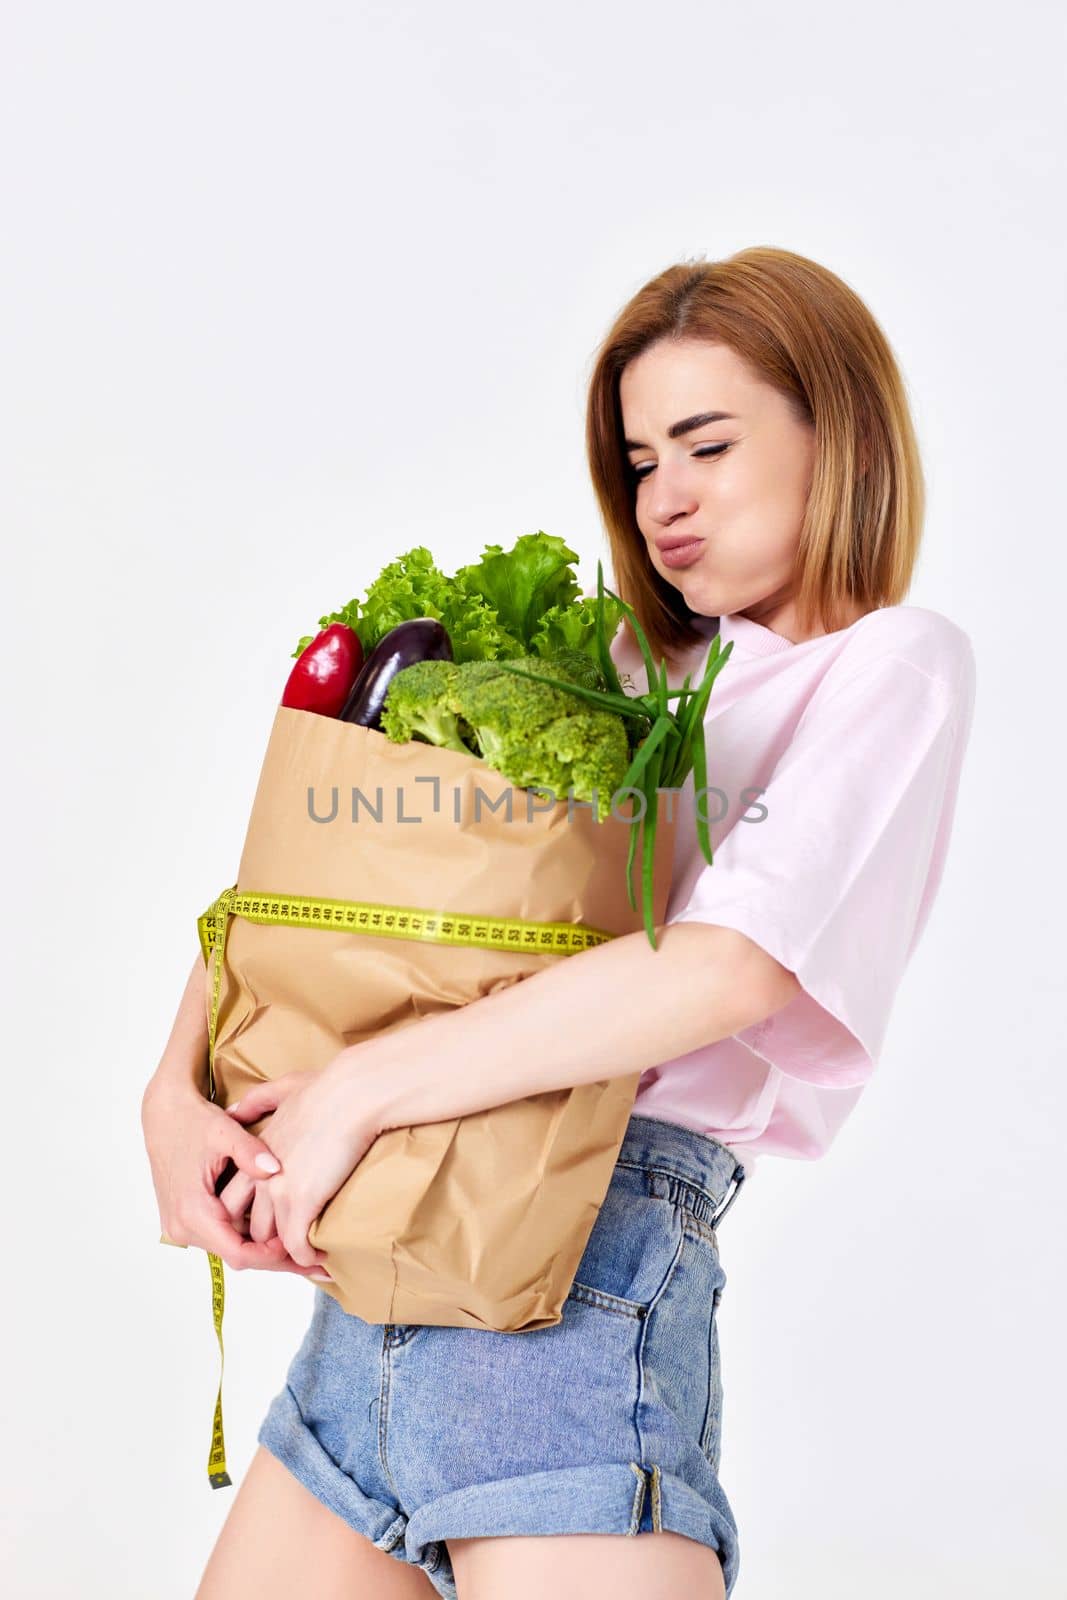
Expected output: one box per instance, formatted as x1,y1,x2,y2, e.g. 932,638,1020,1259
617,1113,747,1230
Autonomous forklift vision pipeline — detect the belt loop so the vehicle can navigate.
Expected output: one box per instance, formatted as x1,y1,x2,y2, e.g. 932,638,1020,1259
710,1162,746,1230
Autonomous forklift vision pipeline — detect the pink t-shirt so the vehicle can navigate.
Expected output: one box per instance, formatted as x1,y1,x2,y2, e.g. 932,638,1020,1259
608,603,977,1184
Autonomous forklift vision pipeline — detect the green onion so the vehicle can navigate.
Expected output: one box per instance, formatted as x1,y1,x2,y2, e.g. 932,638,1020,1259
497,560,733,949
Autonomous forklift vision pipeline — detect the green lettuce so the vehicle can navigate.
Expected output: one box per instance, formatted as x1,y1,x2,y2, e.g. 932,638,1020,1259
293,531,624,668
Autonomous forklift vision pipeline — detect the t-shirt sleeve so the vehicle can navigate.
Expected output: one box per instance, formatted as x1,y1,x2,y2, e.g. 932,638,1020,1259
665,650,975,1088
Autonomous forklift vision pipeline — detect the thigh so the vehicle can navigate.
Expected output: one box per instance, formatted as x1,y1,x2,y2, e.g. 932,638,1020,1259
447,1529,726,1600
194,1446,437,1600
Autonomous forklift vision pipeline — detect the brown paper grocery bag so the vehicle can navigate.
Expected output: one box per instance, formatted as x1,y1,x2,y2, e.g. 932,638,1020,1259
205,705,675,1333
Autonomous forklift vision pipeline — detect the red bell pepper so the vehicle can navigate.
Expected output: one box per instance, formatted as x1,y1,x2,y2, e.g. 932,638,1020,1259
281,624,363,717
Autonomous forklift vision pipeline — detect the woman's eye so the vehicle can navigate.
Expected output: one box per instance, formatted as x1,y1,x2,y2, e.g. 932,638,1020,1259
631,443,729,482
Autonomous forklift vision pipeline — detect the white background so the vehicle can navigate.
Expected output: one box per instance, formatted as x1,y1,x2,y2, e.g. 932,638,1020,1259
2,3,1064,1596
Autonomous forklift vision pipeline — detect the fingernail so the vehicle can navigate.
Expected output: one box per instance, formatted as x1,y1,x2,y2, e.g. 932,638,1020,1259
310,1272,332,1283
255,1153,281,1173
227,1100,242,1114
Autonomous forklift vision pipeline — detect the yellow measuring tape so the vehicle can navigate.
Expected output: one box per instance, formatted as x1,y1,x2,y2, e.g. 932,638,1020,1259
182,883,615,1489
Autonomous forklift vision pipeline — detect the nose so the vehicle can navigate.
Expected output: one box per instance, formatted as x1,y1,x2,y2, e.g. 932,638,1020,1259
640,450,701,528
646,472,700,532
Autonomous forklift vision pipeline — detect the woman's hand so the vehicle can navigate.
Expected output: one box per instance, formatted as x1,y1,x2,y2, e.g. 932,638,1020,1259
141,1077,331,1279
222,1059,383,1268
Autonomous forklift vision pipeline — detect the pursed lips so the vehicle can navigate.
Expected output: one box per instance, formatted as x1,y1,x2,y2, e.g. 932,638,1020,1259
654,534,705,552
654,535,706,569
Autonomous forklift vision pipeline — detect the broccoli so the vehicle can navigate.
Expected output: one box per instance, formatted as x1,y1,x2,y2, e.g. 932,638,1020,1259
537,710,632,820
378,659,473,754
380,651,632,822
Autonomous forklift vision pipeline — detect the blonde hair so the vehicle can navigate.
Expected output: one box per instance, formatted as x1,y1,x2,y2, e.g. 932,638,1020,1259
585,246,925,661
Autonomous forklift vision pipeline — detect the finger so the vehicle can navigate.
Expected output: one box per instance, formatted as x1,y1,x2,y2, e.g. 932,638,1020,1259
279,1202,327,1271
249,1178,278,1245
218,1169,256,1223
256,1186,330,1274
225,1077,292,1123
217,1116,284,1183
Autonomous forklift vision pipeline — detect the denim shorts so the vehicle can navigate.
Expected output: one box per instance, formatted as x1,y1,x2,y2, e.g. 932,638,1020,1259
257,1112,747,1597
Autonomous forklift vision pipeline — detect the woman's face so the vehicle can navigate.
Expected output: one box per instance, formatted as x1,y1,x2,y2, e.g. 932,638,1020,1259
619,337,857,642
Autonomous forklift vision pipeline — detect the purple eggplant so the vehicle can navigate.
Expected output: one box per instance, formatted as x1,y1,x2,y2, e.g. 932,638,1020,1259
339,617,454,727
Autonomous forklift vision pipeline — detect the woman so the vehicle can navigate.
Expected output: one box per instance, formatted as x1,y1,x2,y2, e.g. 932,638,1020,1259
143,245,976,1600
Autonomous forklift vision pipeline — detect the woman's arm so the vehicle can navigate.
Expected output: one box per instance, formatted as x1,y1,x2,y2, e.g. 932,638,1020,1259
141,952,331,1276
351,920,802,1134
144,952,211,1103
224,921,801,1266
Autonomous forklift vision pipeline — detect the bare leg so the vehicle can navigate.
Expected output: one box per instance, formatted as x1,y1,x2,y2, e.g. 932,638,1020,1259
194,1445,436,1599
448,1530,727,1600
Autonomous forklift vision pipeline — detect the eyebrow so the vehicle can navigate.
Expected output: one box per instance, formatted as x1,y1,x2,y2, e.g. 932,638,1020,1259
624,410,738,452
